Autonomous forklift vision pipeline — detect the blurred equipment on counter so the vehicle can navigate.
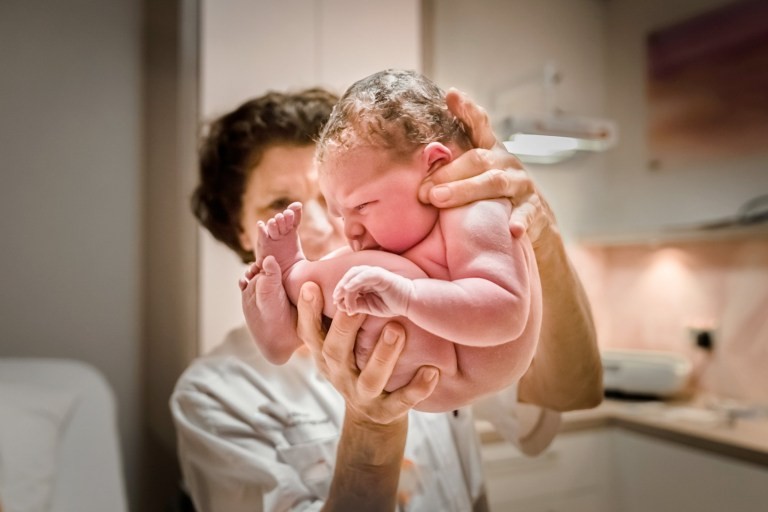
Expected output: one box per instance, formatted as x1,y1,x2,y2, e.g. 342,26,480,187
601,349,692,399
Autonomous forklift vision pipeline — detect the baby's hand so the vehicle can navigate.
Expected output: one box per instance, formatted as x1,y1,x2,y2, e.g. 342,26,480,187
333,265,413,318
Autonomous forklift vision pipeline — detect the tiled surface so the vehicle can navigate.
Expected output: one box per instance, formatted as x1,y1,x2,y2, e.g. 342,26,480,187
570,239,768,404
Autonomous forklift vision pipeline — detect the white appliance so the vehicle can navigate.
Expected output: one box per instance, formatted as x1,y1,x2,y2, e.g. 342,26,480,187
601,349,692,398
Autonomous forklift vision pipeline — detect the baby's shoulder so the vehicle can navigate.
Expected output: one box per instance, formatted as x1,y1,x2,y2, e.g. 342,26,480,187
439,198,511,229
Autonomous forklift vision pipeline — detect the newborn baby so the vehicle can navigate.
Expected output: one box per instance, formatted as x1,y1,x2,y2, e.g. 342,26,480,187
243,69,542,411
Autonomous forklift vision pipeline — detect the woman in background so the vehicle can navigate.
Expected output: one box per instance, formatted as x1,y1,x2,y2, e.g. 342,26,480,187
172,86,602,511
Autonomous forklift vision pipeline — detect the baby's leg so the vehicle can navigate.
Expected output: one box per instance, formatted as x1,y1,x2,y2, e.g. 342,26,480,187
256,202,306,273
239,202,309,364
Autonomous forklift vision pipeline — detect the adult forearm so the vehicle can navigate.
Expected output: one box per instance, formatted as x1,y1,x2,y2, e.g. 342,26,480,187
518,227,603,411
323,407,407,512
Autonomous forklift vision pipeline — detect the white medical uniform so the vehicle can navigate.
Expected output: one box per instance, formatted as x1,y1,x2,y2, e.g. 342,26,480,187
171,327,561,512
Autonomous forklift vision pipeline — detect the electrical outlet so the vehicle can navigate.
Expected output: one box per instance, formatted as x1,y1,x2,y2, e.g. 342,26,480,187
687,327,715,351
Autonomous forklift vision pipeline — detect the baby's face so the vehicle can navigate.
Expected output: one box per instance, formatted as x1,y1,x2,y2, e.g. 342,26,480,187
239,144,345,260
319,145,439,254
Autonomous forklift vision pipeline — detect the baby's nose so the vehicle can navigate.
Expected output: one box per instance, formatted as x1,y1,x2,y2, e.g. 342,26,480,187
343,219,366,243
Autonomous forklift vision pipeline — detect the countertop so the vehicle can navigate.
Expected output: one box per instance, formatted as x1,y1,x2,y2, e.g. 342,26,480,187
479,396,768,467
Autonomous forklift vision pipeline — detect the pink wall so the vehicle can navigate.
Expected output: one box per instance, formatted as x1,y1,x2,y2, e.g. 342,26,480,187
570,238,768,403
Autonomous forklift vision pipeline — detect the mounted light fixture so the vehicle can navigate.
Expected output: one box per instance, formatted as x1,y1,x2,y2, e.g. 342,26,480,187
494,63,618,164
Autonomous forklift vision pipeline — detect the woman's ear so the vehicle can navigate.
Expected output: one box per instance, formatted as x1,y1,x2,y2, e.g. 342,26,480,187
421,142,452,176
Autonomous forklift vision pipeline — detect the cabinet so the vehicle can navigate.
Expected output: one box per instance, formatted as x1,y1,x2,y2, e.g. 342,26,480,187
482,429,615,511
610,429,768,512
482,426,768,512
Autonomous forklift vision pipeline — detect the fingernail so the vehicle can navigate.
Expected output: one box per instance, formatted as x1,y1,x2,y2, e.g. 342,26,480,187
431,186,452,203
382,327,398,345
301,286,315,302
424,368,438,382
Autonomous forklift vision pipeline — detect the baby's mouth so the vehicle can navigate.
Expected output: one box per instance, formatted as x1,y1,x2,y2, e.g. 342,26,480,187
351,239,381,252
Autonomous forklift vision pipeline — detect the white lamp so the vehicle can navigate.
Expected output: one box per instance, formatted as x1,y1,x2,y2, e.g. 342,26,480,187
494,63,618,164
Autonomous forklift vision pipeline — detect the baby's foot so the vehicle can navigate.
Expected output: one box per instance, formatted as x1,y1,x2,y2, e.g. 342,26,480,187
256,202,306,273
239,258,302,365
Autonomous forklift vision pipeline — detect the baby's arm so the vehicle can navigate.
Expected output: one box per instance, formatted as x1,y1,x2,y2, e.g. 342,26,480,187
414,200,535,345
283,251,428,321
335,199,535,346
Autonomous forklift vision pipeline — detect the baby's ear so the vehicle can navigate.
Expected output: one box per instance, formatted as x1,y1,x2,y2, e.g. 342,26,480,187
421,142,452,176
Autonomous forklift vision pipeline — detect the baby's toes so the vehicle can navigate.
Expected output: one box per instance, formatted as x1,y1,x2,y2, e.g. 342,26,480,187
279,208,295,234
266,217,281,239
288,203,302,227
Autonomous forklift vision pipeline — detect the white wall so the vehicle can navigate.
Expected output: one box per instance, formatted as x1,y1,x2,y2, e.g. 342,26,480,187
602,0,768,233
429,0,768,240
0,0,143,508
199,0,422,353
426,0,609,241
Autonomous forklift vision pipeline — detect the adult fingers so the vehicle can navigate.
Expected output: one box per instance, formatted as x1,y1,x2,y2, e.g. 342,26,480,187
423,165,535,210
418,148,525,205
446,88,497,150
321,310,367,375
296,281,326,356
355,323,406,400
377,366,439,422
509,199,536,239
508,193,544,239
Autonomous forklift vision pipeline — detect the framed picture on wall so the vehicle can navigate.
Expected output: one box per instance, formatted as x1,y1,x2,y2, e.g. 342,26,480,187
646,0,768,169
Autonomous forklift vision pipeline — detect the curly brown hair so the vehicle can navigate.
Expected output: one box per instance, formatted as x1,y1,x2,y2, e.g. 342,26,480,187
192,88,339,263
316,69,471,164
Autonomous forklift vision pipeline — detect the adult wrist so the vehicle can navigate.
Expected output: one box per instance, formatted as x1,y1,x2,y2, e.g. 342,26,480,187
344,404,409,431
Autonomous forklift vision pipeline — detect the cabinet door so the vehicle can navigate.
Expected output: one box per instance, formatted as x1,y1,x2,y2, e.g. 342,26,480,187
482,429,613,511
611,429,768,512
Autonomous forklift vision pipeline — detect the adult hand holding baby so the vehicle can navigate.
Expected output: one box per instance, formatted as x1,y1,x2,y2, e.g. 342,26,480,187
296,281,439,423
419,88,555,246
418,87,601,411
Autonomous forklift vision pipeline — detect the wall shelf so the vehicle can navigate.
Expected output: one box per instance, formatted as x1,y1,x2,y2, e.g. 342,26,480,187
577,222,768,248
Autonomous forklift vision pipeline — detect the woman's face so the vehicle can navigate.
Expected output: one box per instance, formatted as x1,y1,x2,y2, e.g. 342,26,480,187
238,144,345,261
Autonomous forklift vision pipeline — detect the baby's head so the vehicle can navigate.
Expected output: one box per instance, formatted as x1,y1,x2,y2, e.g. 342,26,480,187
316,69,471,164
316,69,472,254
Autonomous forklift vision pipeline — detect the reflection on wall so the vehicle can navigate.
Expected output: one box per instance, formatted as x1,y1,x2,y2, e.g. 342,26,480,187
646,0,768,169
571,239,768,403
602,0,768,233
